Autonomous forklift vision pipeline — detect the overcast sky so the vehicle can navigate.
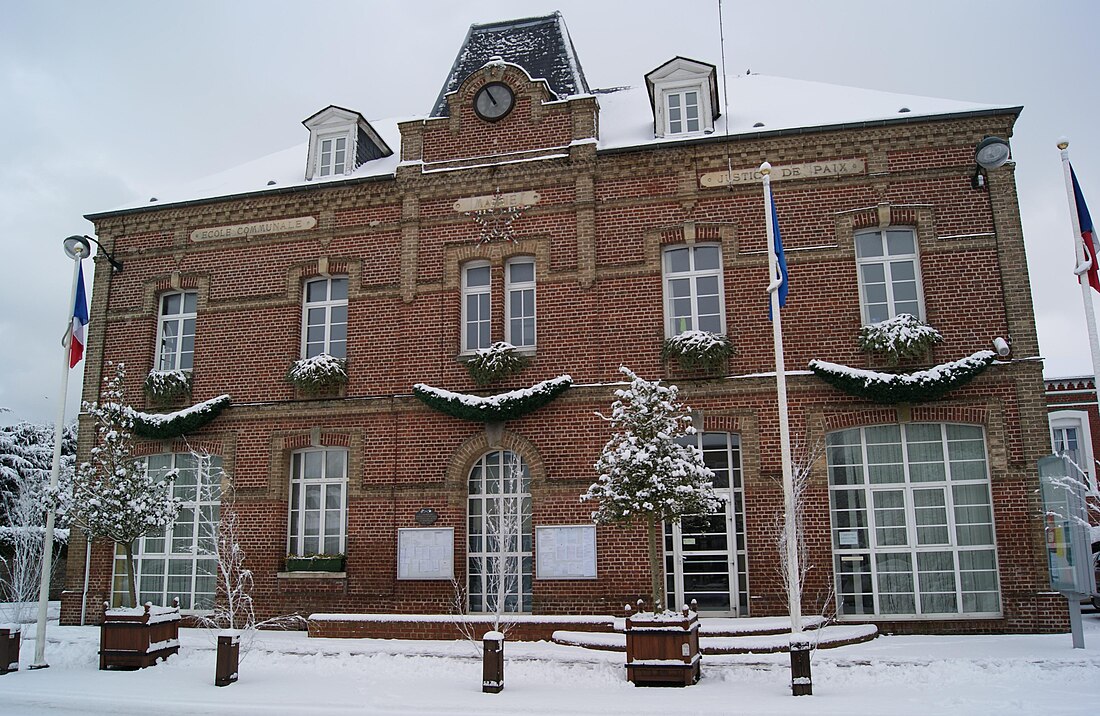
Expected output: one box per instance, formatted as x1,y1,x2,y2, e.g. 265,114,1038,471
2,0,1099,426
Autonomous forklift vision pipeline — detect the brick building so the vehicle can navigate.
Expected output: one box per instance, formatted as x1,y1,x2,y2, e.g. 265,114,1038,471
63,13,1064,634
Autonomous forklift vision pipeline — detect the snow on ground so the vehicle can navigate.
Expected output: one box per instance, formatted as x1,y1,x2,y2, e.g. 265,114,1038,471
2,609,1099,715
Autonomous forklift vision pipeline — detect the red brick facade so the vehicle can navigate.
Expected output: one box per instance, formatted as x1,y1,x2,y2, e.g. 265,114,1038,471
62,53,1063,635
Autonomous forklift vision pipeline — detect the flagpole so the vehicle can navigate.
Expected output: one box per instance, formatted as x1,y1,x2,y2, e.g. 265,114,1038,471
31,242,87,669
1058,141,1100,421
761,163,802,637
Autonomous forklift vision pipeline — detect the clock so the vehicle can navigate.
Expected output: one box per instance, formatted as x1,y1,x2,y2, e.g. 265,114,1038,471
474,82,515,122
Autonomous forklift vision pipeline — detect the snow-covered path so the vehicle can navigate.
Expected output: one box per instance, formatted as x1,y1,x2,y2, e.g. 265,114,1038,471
3,612,1099,715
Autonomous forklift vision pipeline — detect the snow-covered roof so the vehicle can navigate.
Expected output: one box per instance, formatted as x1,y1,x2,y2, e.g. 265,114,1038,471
87,73,1018,219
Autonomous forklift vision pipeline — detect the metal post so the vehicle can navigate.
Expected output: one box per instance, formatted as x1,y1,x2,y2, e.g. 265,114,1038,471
31,244,86,669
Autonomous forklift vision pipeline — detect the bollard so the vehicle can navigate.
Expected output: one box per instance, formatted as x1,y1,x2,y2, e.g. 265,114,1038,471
481,630,504,693
789,637,812,696
215,631,240,687
0,627,20,675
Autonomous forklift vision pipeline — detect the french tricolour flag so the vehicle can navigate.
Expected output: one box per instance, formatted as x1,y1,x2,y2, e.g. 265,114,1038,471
1071,165,1099,293
69,263,88,368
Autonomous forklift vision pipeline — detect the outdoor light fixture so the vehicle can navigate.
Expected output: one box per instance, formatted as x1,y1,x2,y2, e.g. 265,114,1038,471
79,234,124,273
971,136,1011,189
62,235,90,260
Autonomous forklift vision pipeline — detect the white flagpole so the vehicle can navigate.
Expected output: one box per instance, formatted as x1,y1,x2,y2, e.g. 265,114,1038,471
1058,140,1100,417
31,243,87,669
761,163,802,636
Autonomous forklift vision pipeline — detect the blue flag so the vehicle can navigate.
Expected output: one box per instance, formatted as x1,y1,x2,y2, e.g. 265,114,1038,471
768,183,788,320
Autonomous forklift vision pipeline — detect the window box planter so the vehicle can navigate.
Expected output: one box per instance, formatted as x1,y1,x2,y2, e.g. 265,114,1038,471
287,355,348,396
662,331,733,375
464,342,530,386
99,600,181,670
285,555,346,573
143,369,192,407
624,606,701,687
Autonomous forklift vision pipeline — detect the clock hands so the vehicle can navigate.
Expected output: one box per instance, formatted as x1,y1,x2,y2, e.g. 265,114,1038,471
485,88,497,106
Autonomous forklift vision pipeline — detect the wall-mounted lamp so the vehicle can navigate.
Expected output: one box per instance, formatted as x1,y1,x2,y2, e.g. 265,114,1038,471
971,136,1011,190
78,234,124,273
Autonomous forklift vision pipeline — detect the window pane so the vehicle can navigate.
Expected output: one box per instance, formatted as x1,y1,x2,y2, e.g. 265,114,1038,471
508,261,534,283
694,245,720,270
856,233,883,258
886,230,915,255
466,265,490,287
306,280,327,303
666,247,690,273
330,278,348,301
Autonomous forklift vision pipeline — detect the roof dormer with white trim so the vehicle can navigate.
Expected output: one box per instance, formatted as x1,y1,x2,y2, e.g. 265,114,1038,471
645,57,720,138
302,105,393,181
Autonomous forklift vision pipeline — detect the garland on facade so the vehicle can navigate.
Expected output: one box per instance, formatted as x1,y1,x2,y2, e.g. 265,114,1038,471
808,350,996,404
129,394,232,440
413,375,572,423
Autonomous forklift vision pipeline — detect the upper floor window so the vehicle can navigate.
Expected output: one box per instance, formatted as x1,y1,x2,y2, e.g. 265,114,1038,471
157,291,197,372
855,228,924,325
505,258,536,348
302,277,348,359
288,448,348,557
317,135,347,178
827,423,1000,619
462,262,492,352
665,89,701,135
663,244,725,337
1049,410,1096,492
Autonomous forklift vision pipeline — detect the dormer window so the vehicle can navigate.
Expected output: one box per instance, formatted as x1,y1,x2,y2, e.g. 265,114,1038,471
302,105,393,181
645,57,720,138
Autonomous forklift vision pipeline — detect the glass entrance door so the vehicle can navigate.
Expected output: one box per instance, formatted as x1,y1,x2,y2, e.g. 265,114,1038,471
665,432,747,616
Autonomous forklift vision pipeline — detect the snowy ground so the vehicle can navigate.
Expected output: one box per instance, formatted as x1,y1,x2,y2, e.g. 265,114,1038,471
2,608,1099,715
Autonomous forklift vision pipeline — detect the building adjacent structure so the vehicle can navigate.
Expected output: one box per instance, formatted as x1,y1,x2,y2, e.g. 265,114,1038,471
63,12,1065,634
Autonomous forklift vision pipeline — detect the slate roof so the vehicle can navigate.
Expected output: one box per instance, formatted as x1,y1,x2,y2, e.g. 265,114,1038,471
430,11,589,117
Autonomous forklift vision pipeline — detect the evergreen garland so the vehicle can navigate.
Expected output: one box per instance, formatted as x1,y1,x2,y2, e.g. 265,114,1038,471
143,369,192,406
129,395,232,440
808,350,996,404
661,330,734,373
466,342,530,386
413,375,572,423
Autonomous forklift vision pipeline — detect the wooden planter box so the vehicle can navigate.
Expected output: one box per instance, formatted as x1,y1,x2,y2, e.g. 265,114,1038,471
285,555,345,572
99,601,181,670
624,608,700,687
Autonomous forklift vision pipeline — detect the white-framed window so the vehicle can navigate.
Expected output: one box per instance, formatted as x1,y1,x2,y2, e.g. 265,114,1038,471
156,291,197,372
505,258,536,349
827,423,1001,619
287,448,348,557
302,277,348,359
664,88,702,135
855,228,925,325
112,453,221,611
462,261,492,352
663,243,725,337
468,450,532,613
317,134,348,178
1049,410,1097,492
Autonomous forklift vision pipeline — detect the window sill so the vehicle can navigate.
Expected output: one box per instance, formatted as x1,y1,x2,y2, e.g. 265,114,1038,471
276,571,347,580
456,348,537,362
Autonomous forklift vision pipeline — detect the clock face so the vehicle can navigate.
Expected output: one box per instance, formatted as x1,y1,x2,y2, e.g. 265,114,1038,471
474,82,515,122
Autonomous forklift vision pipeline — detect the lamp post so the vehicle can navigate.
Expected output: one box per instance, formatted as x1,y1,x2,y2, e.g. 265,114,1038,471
30,235,90,669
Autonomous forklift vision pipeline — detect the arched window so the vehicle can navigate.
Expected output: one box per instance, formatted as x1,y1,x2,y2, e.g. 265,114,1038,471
827,423,1000,618
461,261,492,352
156,291,197,371
467,450,532,613
288,448,348,557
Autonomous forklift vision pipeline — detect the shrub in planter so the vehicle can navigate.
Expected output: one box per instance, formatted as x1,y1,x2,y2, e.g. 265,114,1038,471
287,354,348,395
284,554,345,572
858,313,942,366
662,331,734,373
143,369,191,406
466,342,530,386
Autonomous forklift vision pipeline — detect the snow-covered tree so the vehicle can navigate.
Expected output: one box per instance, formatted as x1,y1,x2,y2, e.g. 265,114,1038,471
69,364,180,607
0,419,76,627
582,366,722,613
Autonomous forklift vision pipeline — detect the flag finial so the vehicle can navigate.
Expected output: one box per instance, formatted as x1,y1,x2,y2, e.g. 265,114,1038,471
1058,138,1070,150
760,161,772,176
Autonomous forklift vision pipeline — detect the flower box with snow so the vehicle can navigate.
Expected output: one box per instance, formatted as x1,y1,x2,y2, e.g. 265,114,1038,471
464,342,530,386
284,554,345,573
623,605,701,687
287,354,348,396
661,331,733,374
143,369,192,406
99,599,181,670
858,313,942,367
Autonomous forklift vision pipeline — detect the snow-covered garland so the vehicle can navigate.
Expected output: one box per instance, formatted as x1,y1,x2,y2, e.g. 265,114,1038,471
858,313,943,366
466,342,530,386
143,369,192,406
808,350,996,404
661,330,734,373
128,395,232,440
413,375,572,423
287,353,348,394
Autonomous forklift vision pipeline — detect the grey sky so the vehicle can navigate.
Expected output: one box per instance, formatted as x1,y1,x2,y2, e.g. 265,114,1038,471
2,0,1098,426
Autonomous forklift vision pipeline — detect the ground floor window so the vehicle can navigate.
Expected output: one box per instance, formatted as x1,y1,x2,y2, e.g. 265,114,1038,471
111,453,221,610
665,432,748,615
827,423,1000,618
468,450,532,613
